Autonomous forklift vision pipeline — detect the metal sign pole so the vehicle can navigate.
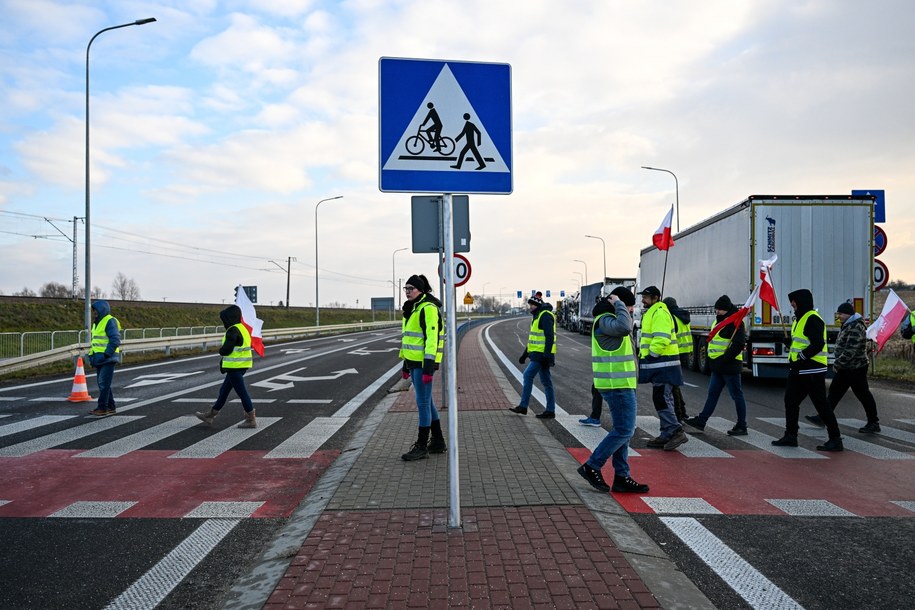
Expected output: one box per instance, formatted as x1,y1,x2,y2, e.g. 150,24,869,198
443,193,461,528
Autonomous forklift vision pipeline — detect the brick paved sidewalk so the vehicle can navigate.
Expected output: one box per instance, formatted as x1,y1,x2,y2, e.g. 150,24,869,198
262,324,673,609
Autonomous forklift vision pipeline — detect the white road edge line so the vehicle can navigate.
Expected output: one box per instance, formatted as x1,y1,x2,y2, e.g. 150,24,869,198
660,516,805,610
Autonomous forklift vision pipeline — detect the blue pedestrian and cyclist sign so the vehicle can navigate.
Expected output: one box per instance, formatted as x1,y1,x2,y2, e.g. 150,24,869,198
379,57,512,194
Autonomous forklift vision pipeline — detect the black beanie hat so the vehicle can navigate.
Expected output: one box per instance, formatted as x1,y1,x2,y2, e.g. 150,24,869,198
610,286,636,307
714,295,733,311
405,274,431,293
836,302,855,315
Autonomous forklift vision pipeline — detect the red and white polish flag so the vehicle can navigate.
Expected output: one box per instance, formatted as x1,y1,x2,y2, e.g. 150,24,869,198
758,254,780,311
235,284,265,357
652,206,675,251
866,288,910,353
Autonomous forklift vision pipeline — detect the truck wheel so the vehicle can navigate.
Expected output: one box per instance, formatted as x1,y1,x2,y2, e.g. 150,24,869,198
698,342,711,375
686,339,699,371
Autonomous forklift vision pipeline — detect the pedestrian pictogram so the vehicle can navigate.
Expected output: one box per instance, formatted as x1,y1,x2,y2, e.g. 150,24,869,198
379,58,512,194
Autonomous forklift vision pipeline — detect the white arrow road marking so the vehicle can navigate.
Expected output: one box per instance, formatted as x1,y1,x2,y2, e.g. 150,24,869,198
251,368,359,392
126,372,204,388
280,348,312,354
337,338,357,343
348,347,400,355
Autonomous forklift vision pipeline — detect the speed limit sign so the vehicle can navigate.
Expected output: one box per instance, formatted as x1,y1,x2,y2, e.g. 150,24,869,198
440,254,472,287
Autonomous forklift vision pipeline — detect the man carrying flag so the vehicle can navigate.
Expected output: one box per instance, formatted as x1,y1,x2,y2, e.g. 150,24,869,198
194,286,263,429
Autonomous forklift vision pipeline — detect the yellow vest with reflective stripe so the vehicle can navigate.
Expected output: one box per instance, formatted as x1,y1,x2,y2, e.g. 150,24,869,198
708,327,744,362
591,313,636,390
910,313,915,345
88,314,120,355
674,318,692,354
527,310,557,354
789,310,827,365
222,323,253,368
400,299,442,363
639,302,679,358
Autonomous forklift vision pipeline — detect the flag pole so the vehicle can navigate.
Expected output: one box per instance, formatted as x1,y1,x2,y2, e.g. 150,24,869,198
660,248,669,296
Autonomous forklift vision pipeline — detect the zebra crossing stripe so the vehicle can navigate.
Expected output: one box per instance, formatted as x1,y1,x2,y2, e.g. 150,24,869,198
0,415,76,439
556,413,641,457
643,497,722,514
50,501,137,518
660,516,804,610
264,417,347,459
758,418,915,460
765,499,857,517
75,416,201,458
184,501,264,518
704,417,826,459
890,501,915,513
172,398,277,404
636,416,732,458
168,417,281,458
837,419,915,445
288,399,333,404
104,518,241,610
0,416,143,457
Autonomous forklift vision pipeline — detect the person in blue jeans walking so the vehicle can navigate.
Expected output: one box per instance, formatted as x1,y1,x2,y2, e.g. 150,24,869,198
577,287,649,493
399,274,445,461
684,295,748,436
195,304,258,428
509,293,557,419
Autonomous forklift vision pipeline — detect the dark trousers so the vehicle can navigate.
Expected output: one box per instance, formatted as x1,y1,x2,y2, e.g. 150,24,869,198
784,371,840,438
213,369,254,413
95,363,116,410
589,384,603,419
828,366,879,423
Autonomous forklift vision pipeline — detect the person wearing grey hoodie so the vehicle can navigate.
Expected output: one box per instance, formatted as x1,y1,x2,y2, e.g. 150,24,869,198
806,302,880,433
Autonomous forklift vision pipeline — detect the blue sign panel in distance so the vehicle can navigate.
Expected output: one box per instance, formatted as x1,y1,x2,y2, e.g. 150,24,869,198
379,57,512,194
852,189,885,223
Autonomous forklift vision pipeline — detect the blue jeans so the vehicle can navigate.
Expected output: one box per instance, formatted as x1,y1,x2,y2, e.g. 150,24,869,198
652,383,681,438
410,367,440,427
213,369,254,413
586,388,636,479
697,371,747,427
95,363,116,410
519,360,555,411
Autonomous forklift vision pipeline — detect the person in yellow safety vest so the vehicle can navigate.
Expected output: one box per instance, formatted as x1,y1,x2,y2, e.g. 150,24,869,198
87,300,121,417
509,292,557,418
683,295,749,436
399,274,446,461
637,286,688,451
576,287,650,494
901,311,915,343
772,288,843,451
663,296,692,422
195,304,258,429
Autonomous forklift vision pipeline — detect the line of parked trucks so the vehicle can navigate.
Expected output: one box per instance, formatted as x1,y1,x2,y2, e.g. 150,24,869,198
558,195,876,378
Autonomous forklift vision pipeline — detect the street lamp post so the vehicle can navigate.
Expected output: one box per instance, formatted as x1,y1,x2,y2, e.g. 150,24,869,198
314,195,343,326
573,259,588,285
641,166,680,232
84,17,156,340
584,235,606,283
392,247,408,308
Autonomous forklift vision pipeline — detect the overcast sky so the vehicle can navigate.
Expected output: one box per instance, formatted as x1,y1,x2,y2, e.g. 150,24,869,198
1,0,912,311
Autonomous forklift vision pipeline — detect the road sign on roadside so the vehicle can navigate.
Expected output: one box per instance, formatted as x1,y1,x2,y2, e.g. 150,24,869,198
874,259,888,290
852,189,885,223
874,225,887,256
439,254,471,287
411,195,470,253
379,57,512,194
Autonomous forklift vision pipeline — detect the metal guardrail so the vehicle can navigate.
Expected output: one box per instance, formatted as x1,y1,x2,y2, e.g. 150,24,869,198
0,321,401,377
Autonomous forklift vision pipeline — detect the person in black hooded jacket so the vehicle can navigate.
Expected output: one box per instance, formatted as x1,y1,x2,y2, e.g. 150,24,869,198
195,304,257,428
772,289,843,451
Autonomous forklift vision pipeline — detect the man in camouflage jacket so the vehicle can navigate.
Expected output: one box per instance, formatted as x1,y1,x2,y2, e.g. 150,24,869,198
806,302,880,433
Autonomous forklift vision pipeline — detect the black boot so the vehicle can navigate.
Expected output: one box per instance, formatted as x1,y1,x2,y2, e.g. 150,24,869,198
402,426,430,461
428,420,447,454
772,433,798,447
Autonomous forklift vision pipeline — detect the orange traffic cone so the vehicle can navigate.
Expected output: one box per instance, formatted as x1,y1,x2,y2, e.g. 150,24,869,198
67,356,93,402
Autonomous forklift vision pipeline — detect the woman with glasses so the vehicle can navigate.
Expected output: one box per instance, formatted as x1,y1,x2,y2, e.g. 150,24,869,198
399,274,446,461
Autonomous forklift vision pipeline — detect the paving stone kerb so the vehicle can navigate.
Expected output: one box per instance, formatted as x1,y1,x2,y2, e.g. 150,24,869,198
263,324,707,609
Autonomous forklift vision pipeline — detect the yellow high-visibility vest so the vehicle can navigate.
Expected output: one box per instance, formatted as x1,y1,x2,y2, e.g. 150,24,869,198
222,323,253,369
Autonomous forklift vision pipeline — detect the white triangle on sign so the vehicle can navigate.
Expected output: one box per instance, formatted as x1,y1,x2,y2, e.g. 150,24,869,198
383,64,509,173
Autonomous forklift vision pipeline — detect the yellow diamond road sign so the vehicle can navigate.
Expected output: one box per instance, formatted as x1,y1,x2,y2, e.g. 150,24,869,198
463,293,474,305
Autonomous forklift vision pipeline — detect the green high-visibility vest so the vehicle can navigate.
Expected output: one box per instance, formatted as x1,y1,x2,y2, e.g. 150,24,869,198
88,314,120,356
222,323,253,369
789,310,827,365
708,327,744,362
400,298,442,364
910,313,915,345
527,310,557,354
639,302,679,359
675,318,692,355
591,313,636,390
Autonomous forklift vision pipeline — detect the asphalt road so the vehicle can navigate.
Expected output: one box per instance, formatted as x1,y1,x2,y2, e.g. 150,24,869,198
484,317,915,610
0,328,404,610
